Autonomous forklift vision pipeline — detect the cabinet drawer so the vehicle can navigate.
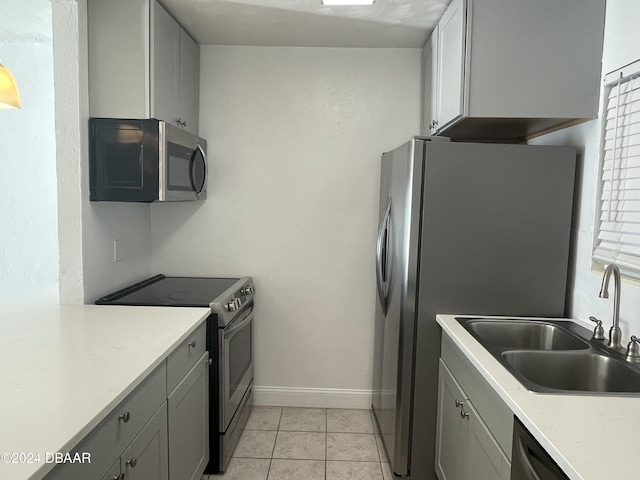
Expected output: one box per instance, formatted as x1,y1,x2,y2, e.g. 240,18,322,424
45,362,167,480
167,321,206,394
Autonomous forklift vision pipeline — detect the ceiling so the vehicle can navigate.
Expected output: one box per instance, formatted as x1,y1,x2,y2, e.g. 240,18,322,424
158,0,451,48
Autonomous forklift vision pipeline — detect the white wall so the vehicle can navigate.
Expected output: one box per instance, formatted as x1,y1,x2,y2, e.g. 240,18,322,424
151,46,421,406
0,0,58,302
530,0,640,336
52,0,153,304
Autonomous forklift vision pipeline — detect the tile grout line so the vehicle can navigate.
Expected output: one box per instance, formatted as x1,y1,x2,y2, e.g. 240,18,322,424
266,407,285,479
325,408,328,480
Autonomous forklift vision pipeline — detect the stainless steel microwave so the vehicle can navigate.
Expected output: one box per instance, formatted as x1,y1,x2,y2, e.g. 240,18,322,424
89,118,207,202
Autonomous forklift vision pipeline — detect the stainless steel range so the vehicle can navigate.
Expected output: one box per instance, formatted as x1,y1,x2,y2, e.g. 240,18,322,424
96,274,255,473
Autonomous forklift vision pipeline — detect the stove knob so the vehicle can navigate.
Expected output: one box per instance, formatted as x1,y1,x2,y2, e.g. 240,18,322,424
243,285,255,295
235,298,242,310
227,300,237,312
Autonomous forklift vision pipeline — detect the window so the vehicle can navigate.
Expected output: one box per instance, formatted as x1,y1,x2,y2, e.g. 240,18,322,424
593,59,640,275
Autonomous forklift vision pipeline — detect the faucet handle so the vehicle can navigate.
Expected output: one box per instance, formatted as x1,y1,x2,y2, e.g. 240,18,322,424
626,336,640,363
589,316,606,340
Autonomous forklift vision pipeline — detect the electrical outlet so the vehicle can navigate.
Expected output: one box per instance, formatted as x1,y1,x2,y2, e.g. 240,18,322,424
114,239,123,262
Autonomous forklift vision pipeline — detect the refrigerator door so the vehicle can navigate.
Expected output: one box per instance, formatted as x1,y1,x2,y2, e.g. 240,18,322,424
372,139,425,476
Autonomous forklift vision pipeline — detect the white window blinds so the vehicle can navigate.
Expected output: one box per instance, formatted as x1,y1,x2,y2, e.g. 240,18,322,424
593,59,640,273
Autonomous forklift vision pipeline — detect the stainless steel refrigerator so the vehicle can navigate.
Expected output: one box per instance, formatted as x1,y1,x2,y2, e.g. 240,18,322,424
371,138,576,480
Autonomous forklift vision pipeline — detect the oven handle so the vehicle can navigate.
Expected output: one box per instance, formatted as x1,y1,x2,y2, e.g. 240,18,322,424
224,306,254,339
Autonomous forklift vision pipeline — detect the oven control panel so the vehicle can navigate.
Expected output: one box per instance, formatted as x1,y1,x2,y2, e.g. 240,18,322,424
225,283,255,312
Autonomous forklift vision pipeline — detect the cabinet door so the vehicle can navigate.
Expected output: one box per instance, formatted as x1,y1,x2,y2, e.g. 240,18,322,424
152,0,180,126
437,0,466,130
168,352,209,480
435,360,467,480
463,403,510,480
88,0,150,119
178,29,200,135
421,25,439,135
123,404,169,480
99,459,122,480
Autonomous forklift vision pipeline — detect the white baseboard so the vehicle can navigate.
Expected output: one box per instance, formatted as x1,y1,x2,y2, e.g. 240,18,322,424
252,386,373,409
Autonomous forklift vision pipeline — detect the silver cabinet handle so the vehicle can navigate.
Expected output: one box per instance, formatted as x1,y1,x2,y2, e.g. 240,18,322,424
460,410,469,419
208,358,213,365
126,457,137,468
118,412,130,423
188,340,196,348
455,399,463,408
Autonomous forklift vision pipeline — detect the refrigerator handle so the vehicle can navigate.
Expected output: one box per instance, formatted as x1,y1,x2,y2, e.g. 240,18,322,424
376,198,392,313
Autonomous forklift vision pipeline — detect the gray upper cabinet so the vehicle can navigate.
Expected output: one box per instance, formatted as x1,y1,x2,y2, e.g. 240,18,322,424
177,30,200,135
422,0,606,142
88,0,200,135
421,24,439,135
436,0,465,133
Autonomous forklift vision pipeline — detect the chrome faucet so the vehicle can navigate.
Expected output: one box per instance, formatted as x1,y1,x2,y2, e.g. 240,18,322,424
599,263,623,350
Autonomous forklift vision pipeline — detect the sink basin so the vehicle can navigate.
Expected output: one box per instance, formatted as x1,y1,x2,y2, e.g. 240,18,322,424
455,316,640,396
464,320,589,351
502,350,640,394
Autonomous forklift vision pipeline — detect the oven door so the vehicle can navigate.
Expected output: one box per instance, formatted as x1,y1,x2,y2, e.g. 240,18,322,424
219,303,254,431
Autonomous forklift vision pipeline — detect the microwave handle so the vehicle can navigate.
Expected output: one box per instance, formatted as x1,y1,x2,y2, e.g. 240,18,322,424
191,145,207,198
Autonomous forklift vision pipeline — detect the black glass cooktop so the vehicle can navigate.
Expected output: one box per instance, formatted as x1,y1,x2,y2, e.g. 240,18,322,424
96,274,240,307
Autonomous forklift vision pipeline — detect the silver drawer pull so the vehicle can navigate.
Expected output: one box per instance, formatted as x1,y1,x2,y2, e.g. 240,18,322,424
455,399,463,408
118,412,131,423
126,456,137,468
188,340,196,348
460,410,469,419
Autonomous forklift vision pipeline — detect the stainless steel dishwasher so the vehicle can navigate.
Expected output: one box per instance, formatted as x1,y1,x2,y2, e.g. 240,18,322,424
511,417,569,480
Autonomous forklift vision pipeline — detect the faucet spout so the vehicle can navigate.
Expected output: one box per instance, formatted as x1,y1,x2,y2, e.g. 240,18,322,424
599,263,622,349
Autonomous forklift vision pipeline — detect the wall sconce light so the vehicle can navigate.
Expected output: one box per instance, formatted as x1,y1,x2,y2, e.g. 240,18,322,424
0,62,21,109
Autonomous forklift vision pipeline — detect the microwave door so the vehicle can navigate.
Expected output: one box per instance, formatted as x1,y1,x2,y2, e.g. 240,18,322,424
162,141,203,201
191,145,207,199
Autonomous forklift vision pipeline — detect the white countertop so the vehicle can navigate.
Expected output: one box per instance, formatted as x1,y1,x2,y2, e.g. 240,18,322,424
437,314,640,480
0,303,210,480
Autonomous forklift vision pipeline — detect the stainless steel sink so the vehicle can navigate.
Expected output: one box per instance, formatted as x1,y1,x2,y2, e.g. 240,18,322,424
502,350,640,394
456,317,640,396
464,319,589,351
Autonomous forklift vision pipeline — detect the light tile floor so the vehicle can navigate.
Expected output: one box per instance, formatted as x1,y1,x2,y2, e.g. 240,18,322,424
204,407,394,480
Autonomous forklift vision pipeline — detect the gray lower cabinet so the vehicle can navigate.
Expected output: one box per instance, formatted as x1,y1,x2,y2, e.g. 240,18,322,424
123,404,169,480
435,360,466,480
436,336,512,480
167,352,209,480
99,459,121,480
44,363,168,480
100,404,169,480
44,323,209,480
